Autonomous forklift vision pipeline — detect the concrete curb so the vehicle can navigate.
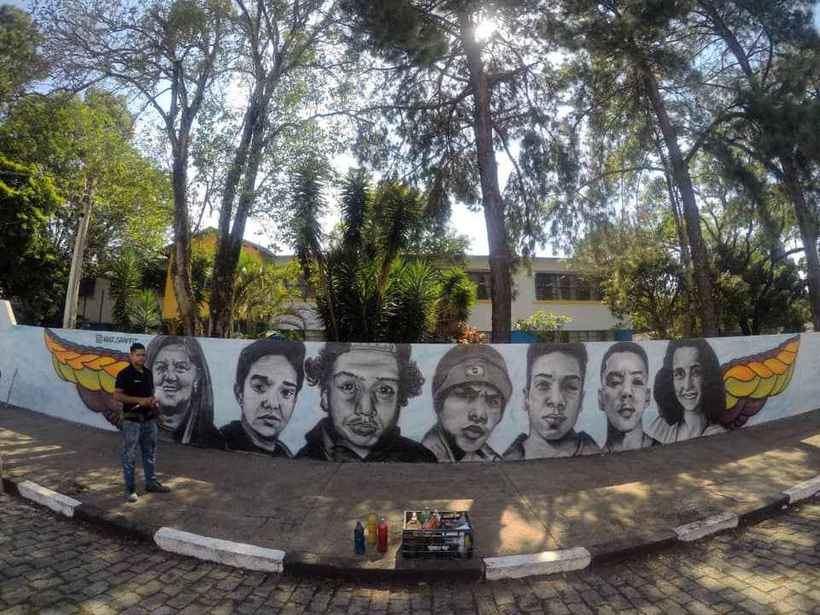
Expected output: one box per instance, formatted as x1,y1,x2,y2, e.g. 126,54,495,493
154,528,285,573
17,480,82,518
3,473,819,581
73,503,160,543
586,529,678,565
284,550,484,583
673,512,739,542
783,475,820,504
484,548,592,580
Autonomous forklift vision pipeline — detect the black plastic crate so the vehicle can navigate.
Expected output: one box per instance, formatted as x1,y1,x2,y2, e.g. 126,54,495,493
401,511,474,559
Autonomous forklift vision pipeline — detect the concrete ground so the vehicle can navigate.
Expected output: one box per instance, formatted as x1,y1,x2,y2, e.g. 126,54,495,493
2,491,819,614
1,405,820,576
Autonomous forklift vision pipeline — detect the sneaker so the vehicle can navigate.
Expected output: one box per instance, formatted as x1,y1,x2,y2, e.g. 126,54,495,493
126,492,138,503
145,481,171,493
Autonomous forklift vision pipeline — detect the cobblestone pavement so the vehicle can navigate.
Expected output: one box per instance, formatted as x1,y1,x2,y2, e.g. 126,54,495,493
1,494,819,615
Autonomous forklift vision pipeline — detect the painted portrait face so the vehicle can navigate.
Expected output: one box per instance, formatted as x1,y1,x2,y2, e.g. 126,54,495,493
599,351,650,433
673,346,703,412
152,343,199,414
525,352,584,442
324,349,400,450
439,382,504,453
237,355,298,440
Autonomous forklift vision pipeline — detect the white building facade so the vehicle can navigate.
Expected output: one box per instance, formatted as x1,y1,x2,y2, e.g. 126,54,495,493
278,255,630,342
462,256,630,342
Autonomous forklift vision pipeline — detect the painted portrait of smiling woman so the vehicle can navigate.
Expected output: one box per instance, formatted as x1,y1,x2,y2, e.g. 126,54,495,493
145,336,225,449
648,338,727,443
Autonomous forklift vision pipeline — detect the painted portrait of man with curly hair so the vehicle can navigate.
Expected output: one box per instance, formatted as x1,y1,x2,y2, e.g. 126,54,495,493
295,343,436,462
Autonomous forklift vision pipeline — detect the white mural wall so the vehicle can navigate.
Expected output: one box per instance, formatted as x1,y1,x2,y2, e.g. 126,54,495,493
1,316,818,463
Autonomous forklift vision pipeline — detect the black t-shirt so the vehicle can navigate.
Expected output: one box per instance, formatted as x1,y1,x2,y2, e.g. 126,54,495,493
115,364,154,421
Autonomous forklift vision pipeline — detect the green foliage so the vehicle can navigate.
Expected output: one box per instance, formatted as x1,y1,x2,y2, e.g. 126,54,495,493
291,166,475,342
186,238,301,337
514,311,573,343
287,159,329,283
434,268,478,339
341,0,449,65
0,154,66,324
0,5,48,107
109,249,142,330
232,255,301,338
573,216,687,339
0,91,173,264
697,157,809,334
130,289,162,334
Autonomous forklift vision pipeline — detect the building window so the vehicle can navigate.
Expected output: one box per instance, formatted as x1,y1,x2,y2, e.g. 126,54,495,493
535,273,601,301
467,271,491,301
565,330,615,342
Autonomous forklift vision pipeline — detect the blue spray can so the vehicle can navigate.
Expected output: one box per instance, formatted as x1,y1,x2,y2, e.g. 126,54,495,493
354,521,366,555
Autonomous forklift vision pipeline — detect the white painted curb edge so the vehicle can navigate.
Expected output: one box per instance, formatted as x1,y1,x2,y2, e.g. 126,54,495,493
154,527,285,573
483,547,591,580
783,475,820,504
674,511,738,542
17,480,82,518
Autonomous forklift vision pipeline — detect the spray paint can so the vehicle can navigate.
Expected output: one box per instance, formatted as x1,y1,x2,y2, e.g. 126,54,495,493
377,517,389,553
354,521,366,555
367,513,378,545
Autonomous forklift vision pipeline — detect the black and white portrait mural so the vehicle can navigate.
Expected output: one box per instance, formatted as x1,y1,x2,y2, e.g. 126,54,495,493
646,338,727,443
423,344,512,462
146,336,224,449
598,342,657,453
504,343,601,460
20,327,812,463
222,339,306,458
296,343,436,462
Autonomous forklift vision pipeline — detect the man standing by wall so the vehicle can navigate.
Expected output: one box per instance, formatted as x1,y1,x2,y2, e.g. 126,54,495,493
114,342,171,502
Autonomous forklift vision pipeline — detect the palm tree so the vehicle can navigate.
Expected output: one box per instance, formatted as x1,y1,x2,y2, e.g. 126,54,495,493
109,248,141,330
287,165,477,342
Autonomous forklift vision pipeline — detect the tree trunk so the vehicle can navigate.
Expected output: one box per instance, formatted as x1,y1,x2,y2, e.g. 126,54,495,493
661,150,698,337
642,65,719,336
62,179,95,329
460,12,512,343
209,81,265,338
171,146,197,337
701,9,788,264
781,155,820,330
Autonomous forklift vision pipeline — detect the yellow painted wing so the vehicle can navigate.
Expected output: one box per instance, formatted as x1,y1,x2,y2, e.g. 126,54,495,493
44,328,129,427
720,336,800,428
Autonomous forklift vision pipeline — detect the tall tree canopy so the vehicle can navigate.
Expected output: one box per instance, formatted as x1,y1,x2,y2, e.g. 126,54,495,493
37,0,234,335
0,90,172,328
342,0,556,342
0,5,48,108
0,155,65,324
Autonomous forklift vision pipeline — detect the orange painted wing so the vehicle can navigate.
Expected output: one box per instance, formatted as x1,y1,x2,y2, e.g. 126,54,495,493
43,328,130,428
720,336,800,429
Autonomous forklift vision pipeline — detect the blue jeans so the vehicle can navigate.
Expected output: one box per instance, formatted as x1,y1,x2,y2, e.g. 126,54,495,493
121,420,158,493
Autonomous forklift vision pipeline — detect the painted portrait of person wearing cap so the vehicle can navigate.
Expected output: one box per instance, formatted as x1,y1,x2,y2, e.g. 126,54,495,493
295,343,437,462
504,343,601,460
422,345,512,463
